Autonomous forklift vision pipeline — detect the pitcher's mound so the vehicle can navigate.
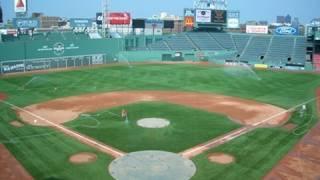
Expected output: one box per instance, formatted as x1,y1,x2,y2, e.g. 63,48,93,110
69,152,97,164
208,153,235,164
109,151,196,180
137,118,170,128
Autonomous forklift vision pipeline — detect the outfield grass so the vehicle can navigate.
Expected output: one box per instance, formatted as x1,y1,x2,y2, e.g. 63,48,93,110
66,102,241,153
0,64,319,179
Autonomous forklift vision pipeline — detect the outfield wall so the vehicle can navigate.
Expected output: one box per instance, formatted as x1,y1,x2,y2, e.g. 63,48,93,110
0,38,124,74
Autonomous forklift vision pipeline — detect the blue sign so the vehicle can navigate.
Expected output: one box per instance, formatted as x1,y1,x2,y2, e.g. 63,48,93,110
275,26,298,35
70,18,93,28
13,18,40,28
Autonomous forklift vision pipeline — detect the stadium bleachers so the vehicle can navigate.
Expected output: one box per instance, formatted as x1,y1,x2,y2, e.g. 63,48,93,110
232,34,250,55
187,32,223,51
239,35,271,64
209,33,236,50
165,34,195,51
292,37,307,65
265,36,295,66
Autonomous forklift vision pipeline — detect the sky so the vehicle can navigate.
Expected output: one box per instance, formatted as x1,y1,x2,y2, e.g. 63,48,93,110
1,0,320,24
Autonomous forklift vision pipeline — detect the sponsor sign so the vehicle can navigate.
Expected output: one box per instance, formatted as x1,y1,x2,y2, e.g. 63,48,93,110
14,0,27,13
275,26,298,35
13,18,40,28
70,18,93,28
246,25,269,34
145,19,164,29
96,13,103,25
184,16,194,27
227,18,239,28
211,10,227,24
108,12,131,25
37,43,80,56
196,9,211,23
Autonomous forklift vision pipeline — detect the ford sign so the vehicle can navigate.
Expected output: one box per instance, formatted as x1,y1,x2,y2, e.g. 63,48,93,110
275,26,297,35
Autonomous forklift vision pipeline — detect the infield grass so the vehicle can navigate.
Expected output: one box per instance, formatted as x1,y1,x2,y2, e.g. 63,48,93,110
65,102,241,153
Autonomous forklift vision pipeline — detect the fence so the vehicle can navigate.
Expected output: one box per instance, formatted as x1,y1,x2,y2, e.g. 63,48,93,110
0,54,107,74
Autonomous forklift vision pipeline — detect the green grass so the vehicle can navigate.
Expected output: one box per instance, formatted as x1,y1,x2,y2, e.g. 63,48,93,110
65,102,241,153
0,64,320,179
192,103,317,180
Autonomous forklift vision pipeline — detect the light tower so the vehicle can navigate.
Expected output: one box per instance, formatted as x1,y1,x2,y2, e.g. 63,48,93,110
193,0,227,10
102,0,109,38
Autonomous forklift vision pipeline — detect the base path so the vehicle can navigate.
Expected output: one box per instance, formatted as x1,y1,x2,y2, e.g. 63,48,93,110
18,91,289,127
264,89,320,180
0,144,33,180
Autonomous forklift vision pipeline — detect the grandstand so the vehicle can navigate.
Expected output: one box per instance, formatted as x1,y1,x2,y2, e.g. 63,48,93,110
133,32,308,68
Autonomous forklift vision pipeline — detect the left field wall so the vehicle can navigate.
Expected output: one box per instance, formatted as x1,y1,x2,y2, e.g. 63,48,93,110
0,38,124,62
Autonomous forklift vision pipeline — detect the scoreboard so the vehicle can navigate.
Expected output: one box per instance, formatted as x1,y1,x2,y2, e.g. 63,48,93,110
184,8,227,29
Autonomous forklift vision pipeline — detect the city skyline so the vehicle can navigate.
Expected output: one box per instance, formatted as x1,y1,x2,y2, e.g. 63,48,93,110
1,0,320,24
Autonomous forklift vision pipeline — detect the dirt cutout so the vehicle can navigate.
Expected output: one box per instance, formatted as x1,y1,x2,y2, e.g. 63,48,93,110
10,121,24,128
69,152,97,164
0,93,6,100
208,153,235,164
17,91,289,127
0,144,33,180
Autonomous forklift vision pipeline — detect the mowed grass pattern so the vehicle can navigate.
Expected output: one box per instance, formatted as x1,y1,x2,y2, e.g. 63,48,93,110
66,102,241,153
0,64,320,179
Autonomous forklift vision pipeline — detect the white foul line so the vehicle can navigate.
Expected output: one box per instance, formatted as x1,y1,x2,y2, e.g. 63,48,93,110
182,96,320,157
0,99,125,158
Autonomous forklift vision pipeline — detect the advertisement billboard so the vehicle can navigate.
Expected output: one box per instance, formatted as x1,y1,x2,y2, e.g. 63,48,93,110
227,18,240,28
184,16,194,27
13,18,40,28
14,0,27,13
96,13,103,25
108,12,131,25
246,25,269,34
132,19,145,28
70,18,93,28
274,26,298,35
0,6,3,23
211,10,227,24
196,10,211,23
145,19,164,29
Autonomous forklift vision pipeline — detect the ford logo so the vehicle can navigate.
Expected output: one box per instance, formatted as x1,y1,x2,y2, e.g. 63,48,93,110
275,27,297,35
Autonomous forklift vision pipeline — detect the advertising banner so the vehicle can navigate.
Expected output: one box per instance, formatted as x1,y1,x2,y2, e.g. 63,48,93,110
211,10,227,24
132,19,145,28
13,18,40,28
14,0,27,13
145,19,164,29
70,18,93,28
108,12,131,25
184,16,194,27
96,13,103,25
227,18,240,28
274,26,298,35
196,10,211,23
246,25,269,34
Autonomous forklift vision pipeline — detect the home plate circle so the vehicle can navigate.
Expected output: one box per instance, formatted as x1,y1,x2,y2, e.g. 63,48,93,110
109,151,196,180
137,118,170,128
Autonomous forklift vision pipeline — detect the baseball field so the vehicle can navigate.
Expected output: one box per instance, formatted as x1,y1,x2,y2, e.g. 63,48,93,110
0,63,319,179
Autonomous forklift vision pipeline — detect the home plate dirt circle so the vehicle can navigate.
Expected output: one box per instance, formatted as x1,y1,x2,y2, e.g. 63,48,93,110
109,151,196,180
137,118,170,128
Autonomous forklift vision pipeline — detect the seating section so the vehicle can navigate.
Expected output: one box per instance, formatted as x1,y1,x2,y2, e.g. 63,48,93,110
187,32,223,51
265,36,294,66
165,34,195,51
149,41,170,51
232,34,250,55
239,36,271,64
292,37,307,64
209,33,235,50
